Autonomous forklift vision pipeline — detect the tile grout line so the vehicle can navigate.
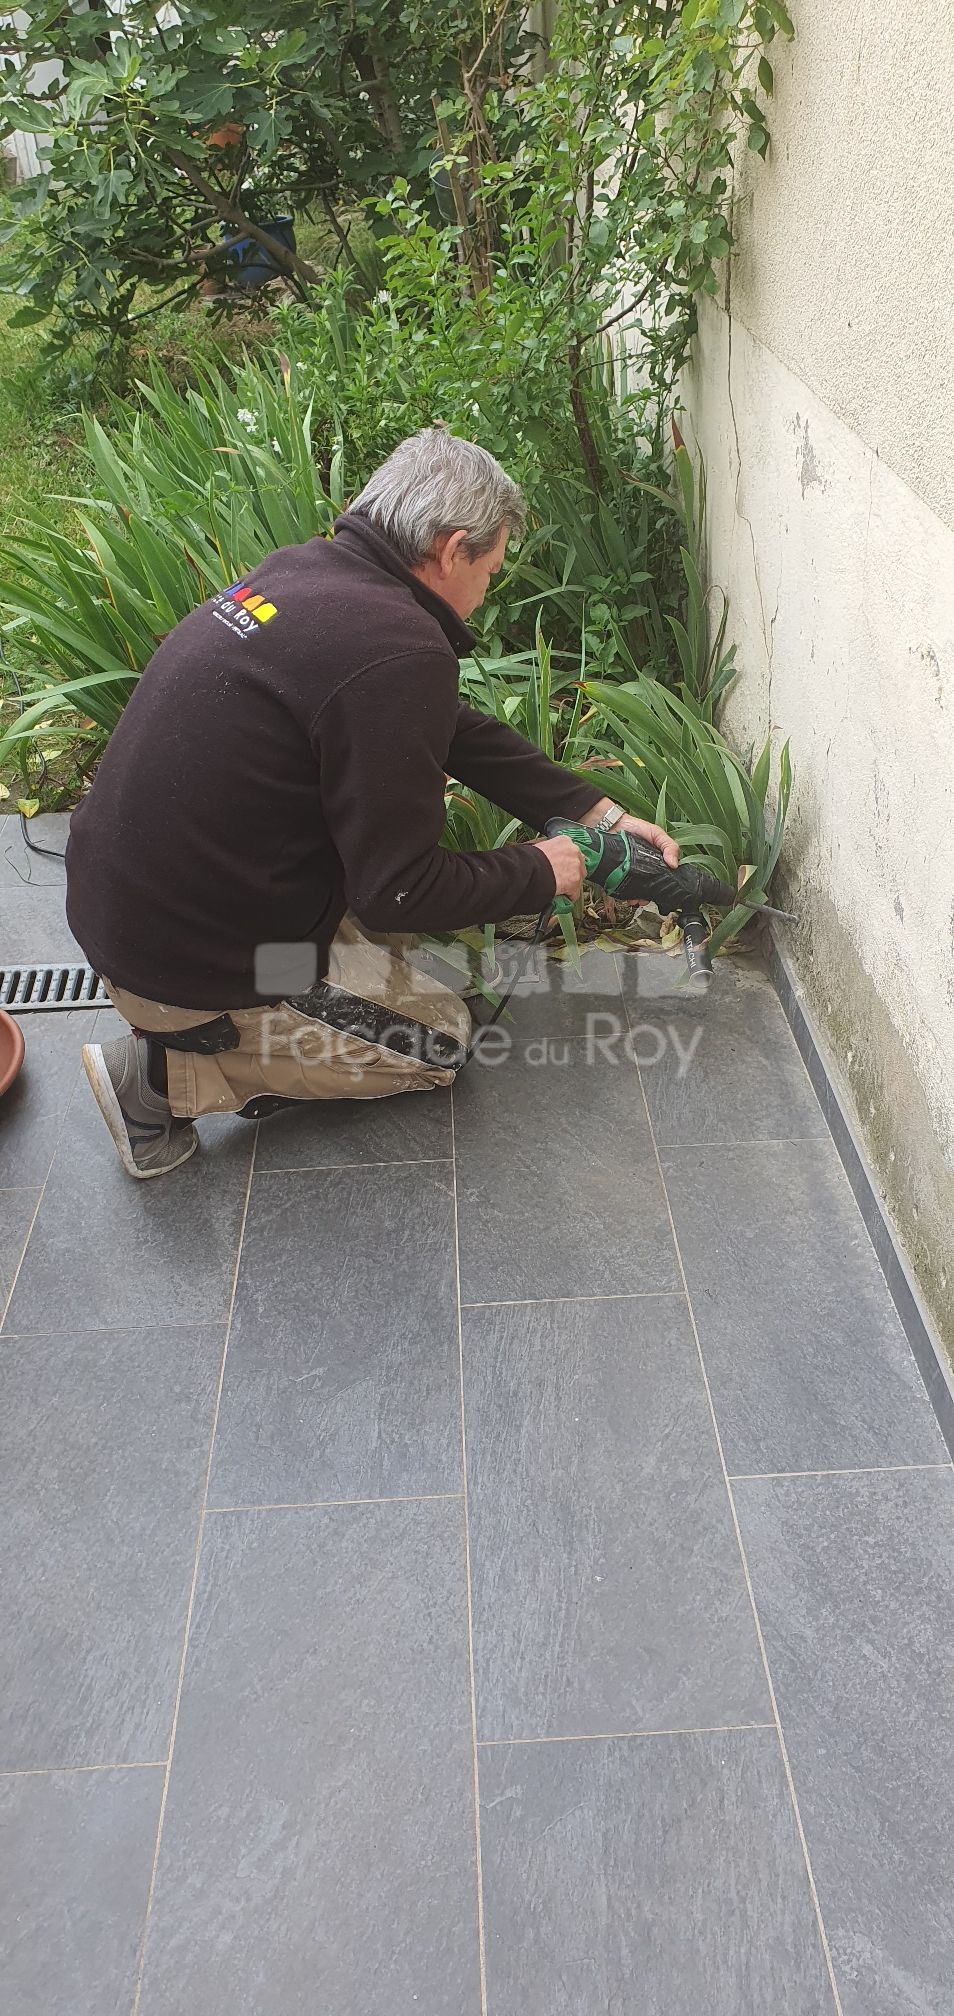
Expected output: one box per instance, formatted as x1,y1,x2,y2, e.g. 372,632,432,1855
0,1188,45,1333
2,1316,235,1342
129,1120,260,2016
0,1031,92,1333
449,1084,489,2016
729,1463,954,1482
206,1491,465,1515
619,966,846,2016
0,1759,167,1780
658,1205,845,2016
461,1290,685,1309
651,1134,828,1152
253,1155,452,1176
477,1721,777,1749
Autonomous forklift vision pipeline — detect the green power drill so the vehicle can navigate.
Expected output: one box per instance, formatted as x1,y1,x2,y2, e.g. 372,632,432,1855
462,814,794,1062
544,816,794,979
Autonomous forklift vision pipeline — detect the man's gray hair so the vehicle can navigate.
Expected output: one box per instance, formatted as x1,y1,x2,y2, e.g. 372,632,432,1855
349,428,526,566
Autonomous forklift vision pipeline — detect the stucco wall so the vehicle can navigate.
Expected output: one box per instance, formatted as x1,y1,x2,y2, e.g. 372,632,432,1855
682,2,954,1352
720,0,954,531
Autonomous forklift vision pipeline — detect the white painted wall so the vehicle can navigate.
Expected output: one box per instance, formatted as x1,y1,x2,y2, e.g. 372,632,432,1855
2,11,60,182
682,0,954,1349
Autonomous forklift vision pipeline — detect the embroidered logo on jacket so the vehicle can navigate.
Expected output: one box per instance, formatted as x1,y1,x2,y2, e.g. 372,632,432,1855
211,580,279,637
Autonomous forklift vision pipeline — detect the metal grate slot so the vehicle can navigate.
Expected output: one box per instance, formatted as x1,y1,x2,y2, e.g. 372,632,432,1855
0,963,110,1012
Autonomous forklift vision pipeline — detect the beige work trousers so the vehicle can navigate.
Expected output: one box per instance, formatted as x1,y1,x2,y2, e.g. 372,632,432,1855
103,916,472,1120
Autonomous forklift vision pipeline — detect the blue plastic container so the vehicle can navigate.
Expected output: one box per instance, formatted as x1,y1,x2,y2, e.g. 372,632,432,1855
221,216,296,291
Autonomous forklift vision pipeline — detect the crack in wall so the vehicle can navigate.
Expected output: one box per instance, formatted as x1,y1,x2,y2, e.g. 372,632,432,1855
725,246,775,744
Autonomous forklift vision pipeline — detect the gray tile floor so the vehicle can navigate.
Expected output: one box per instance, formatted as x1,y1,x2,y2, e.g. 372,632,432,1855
3,826,954,2015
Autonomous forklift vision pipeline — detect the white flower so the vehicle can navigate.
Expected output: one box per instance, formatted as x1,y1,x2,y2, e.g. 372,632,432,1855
374,289,391,307
271,439,281,455
236,408,257,432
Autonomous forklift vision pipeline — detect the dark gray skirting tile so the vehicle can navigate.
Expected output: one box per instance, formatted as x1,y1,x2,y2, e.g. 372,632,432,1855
2,882,84,961
0,1324,223,1770
208,1161,460,1506
464,1297,767,1739
0,1765,161,2016
764,930,954,1456
3,1075,255,1333
0,1009,97,1186
0,811,70,887
620,951,827,1147
0,1186,40,1306
736,1468,954,2016
661,1139,947,1476
454,1040,679,1303
253,1084,452,1171
470,945,623,1038
478,1728,833,2015
137,1500,481,2016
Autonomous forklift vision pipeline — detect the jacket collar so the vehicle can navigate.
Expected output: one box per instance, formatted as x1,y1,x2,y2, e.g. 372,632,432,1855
331,512,476,660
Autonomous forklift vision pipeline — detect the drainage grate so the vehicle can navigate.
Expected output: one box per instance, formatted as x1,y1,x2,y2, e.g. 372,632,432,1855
0,963,110,1012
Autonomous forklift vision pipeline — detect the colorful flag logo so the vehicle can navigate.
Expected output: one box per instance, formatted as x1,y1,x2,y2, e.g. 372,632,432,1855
225,582,278,623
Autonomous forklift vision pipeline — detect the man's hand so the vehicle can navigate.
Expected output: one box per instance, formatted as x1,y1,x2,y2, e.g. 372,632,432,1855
580,796,680,869
532,834,586,899
616,815,680,869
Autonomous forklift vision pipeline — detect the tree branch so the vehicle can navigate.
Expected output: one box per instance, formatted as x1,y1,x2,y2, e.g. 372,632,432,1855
568,336,603,494
166,147,317,288
321,190,352,265
463,0,513,91
593,267,663,338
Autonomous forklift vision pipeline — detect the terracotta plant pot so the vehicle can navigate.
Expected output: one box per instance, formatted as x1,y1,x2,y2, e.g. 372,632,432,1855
0,1009,25,1096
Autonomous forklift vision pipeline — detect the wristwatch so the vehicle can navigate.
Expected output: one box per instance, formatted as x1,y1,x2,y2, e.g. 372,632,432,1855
594,800,626,833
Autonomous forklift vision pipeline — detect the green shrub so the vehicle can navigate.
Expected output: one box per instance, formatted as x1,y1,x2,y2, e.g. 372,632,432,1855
278,255,684,682
582,678,792,955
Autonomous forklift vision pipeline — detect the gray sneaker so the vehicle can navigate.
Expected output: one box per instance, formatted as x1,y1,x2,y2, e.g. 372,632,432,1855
81,1034,199,1179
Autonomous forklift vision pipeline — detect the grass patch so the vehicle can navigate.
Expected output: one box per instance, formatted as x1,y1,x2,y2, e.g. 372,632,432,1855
0,300,85,542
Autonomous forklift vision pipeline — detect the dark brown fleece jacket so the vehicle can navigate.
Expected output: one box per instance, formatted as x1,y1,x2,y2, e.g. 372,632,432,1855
65,512,601,1008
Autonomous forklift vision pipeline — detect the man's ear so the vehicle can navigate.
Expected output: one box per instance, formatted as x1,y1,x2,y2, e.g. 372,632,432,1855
434,528,469,577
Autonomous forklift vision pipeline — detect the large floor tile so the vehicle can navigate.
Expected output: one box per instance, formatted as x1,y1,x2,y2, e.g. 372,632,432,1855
138,1500,480,2016
0,1186,40,1307
620,952,827,1147
454,1040,679,1303
736,1468,954,2016
0,1008,96,1186
3,1073,255,1333
470,945,623,1038
478,1727,834,2015
0,1323,223,1770
2,882,84,961
661,1138,947,1475
0,811,70,887
208,1161,460,1506
0,1764,161,2016
464,1297,767,1739
253,1082,452,1171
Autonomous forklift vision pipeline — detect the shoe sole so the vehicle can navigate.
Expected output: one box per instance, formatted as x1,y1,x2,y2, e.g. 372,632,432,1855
81,1045,199,1180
